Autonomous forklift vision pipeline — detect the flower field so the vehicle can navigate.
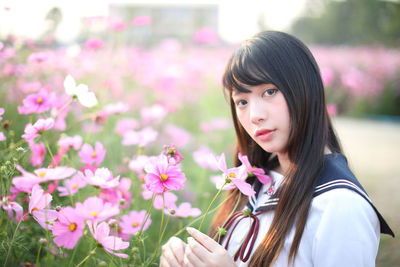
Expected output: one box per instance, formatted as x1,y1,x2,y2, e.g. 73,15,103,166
0,33,399,266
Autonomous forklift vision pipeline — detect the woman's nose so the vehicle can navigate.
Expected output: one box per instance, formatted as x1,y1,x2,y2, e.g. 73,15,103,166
250,102,266,124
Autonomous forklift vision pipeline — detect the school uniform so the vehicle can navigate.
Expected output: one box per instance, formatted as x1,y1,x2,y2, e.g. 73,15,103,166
221,153,394,267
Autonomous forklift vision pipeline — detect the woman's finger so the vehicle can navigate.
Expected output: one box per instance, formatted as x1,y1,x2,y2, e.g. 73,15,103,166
159,255,172,267
186,237,211,262
184,244,204,267
186,227,220,252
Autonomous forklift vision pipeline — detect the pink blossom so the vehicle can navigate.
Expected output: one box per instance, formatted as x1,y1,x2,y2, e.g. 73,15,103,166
21,118,54,145
129,155,152,176
167,202,201,218
12,165,76,193
214,153,255,196
85,38,104,50
57,172,87,196
192,146,219,171
0,132,5,141
152,192,178,210
165,124,191,147
78,142,106,166
140,104,168,125
82,167,120,189
238,153,271,184
144,154,186,193
76,196,119,222
122,127,158,147
87,221,129,258
58,135,82,153
17,89,55,114
30,142,46,167
162,144,184,165
99,178,132,208
29,185,58,229
0,107,4,121
0,42,3,51
327,103,338,116
103,102,129,115
131,15,152,26
120,210,151,235
52,206,85,249
115,118,140,136
193,28,218,44
200,118,231,133
0,195,23,222
320,67,334,87
109,16,127,31
27,51,50,63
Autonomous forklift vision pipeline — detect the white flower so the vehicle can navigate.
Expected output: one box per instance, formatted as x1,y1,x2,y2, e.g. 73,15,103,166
64,75,98,108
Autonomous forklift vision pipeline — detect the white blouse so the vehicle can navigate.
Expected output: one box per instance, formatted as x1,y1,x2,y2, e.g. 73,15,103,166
221,170,381,267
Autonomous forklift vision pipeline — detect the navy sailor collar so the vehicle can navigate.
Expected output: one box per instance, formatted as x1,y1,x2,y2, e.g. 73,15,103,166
246,153,395,237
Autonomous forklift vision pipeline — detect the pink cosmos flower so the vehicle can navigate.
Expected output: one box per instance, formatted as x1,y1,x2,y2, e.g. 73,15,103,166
85,38,104,50
238,153,271,184
163,145,184,165
21,118,54,145
87,221,129,258
214,153,255,196
58,172,87,196
120,210,151,235
52,206,85,249
122,127,158,147
103,102,129,115
29,185,58,229
192,146,219,171
200,118,231,133
0,107,4,121
129,155,151,176
327,103,338,116
165,124,191,148
131,15,152,26
0,195,23,222
144,154,186,193
58,135,82,153
167,202,201,218
17,89,55,114
78,142,106,166
321,67,334,87
82,167,120,189
27,52,49,63
140,104,168,125
76,196,119,222
115,118,140,136
0,132,5,141
99,178,132,209
109,16,127,31
193,28,218,44
12,165,76,193
30,142,46,167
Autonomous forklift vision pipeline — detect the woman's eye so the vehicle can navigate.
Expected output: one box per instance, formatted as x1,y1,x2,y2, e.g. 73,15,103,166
236,100,248,107
264,88,278,96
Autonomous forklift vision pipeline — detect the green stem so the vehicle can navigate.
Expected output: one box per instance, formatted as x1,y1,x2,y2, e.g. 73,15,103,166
44,140,55,166
3,213,29,267
198,181,228,232
76,247,96,267
138,194,156,237
35,243,43,266
213,193,242,241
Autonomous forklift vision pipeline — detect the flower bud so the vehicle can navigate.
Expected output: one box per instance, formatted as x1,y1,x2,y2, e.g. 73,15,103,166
55,206,62,212
169,209,176,215
217,227,227,236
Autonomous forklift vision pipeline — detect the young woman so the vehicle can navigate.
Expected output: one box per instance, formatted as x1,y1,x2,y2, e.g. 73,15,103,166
159,31,394,267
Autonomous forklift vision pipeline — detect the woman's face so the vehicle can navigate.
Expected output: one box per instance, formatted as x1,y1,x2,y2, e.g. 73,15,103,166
232,83,291,155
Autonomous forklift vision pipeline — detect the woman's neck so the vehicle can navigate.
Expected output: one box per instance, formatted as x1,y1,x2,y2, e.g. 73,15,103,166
275,152,291,175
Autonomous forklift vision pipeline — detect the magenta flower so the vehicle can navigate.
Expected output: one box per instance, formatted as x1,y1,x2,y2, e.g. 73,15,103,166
87,221,129,258
27,51,49,63
0,195,23,222
82,167,120,189
327,103,338,116
129,155,152,176
75,196,119,222
163,145,184,165
122,127,158,147
103,102,129,115
0,132,5,141
108,16,127,31
200,118,230,133
167,202,201,218
140,104,168,125
52,206,85,249
193,28,218,44
165,124,191,147
17,89,55,114
131,15,152,26
12,165,76,193
192,146,219,171
78,142,106,166
0,107,4,121
152,192,178,210
85,38,104,50
215,153,255,196
120,210,151,235
58,135,82,153
30,142,46,167
57,172,87,197
29,185,58,229
21,118,54,145
144,155,186,193
238,153,271,185
115,118,139,136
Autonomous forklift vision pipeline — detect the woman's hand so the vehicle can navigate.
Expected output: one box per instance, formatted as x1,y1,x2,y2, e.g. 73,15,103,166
183,227,237,267
160,236,186,267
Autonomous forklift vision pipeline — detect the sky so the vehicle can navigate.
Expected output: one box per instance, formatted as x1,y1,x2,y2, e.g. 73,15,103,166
0,0,307,43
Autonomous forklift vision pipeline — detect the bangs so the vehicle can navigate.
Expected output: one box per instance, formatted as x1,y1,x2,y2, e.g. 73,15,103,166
222,45,274,95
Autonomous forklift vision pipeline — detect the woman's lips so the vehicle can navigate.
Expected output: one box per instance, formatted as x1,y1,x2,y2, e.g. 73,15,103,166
255,129,275,141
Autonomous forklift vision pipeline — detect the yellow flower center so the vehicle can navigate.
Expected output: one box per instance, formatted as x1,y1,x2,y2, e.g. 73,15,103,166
37,98,43,104
72,184,78,189
69,223,77,232
132,222,139,227
91,152,97,158
229,173,236,178
91,211,98,218
160,174,168,182
32,207,39,212
39,172,46,177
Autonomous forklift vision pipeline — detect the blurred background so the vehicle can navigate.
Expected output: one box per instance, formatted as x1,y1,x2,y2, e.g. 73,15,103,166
0,0,399,266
